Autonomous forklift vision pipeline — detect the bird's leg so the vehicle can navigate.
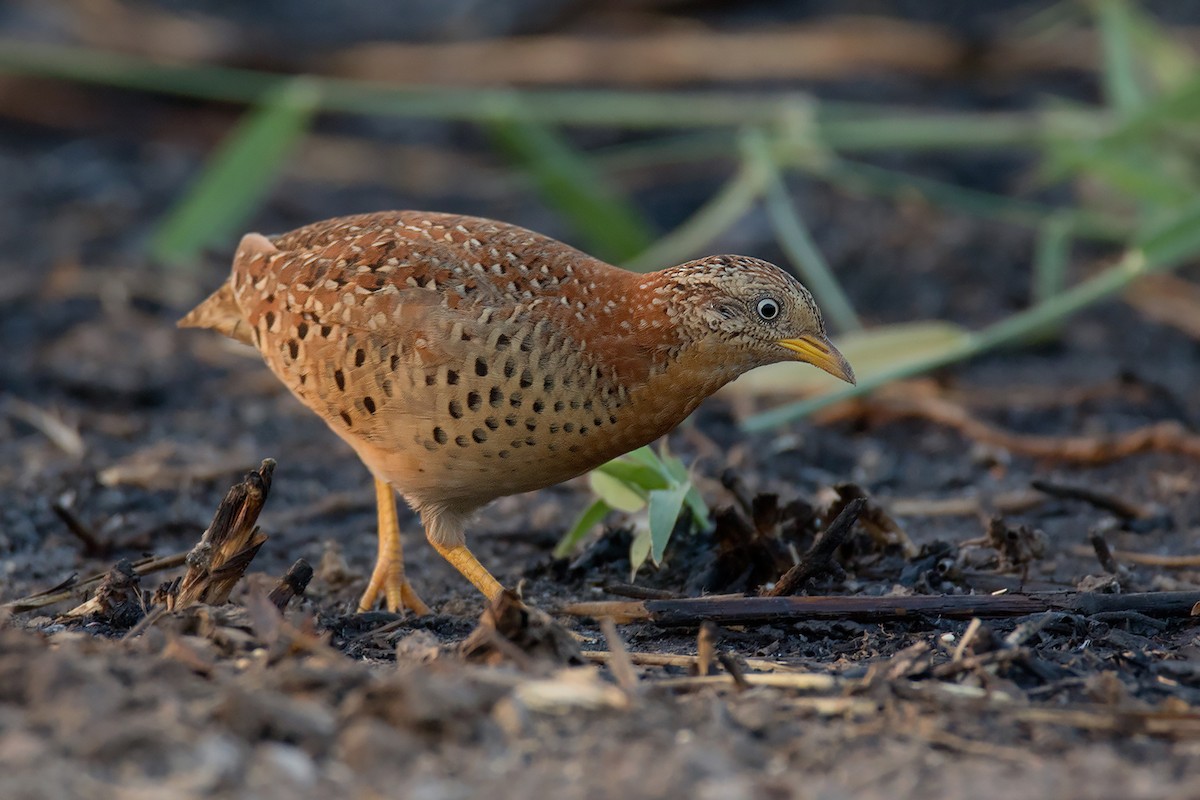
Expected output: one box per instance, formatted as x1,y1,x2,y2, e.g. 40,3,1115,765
357,478,430,614
429,542,505,601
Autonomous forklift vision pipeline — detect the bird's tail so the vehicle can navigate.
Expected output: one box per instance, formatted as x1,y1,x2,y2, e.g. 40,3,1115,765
178,280,254,345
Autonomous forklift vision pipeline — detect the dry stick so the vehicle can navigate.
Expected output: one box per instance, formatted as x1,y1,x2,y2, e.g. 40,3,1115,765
602,583,683,601
563,591,1200,627
1031,480,1151,520
767,498,866,596
826,382,1200,463
598,617,640,696
696,621,718,677
580,650,805,674
51,502,109,558
1067,546,1200,569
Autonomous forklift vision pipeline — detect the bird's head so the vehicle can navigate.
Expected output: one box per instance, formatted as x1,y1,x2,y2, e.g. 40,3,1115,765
654,255,855,384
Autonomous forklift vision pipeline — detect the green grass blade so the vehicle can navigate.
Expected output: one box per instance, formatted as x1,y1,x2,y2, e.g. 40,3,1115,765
624,161,764,272
743,200,1200,431
150,77,320,265
554,498,612,559
742,131,862,333
1096,0,1146,115
486,114,654,263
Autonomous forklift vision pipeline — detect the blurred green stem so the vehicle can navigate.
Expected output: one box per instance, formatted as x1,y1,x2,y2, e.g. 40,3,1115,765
743,199,1200,431
741,131,863,333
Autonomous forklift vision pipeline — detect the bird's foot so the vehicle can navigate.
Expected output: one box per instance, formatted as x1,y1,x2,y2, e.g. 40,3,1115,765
357,556,430,615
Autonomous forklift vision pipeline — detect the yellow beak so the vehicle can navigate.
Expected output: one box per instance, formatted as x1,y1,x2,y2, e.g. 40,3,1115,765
778,334,856,385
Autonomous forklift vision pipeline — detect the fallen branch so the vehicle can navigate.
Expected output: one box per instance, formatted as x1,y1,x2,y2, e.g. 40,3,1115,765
2,551,188,613
563,591,1200,627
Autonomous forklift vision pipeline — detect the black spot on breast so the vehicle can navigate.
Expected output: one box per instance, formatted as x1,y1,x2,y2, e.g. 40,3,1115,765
340,411,352,426
265,311,276,329
543,377,554,391
382,379,393,398
298,373,307,385
390,355,400,371
583,400,593,411
447,369,459,386
475,358,488,377
496,334,511,350
509,393,522,408
449,400,463,418
355,349,366,367
287,340,299,359
532,400,545,413
364,396,376,414
519,369,533,389
320,325,332,338
335,369,346,391
568,444,581,453
563,422,575,433
505,414,518,427
485,417,499,430
570,400,581,410
609,414,618,424
580,426,589,436
425,374,436,386
504,360,515,378
549,424,560,434
554,401,565,412
297,322,309,339
455,435,469,447
594,417,603,427
467,391,482,411
525,437,536,447
525,419,537,432
433,426,448,444
499,450,511,459
519,336,534,353
472,428,487,443
489,387,504,407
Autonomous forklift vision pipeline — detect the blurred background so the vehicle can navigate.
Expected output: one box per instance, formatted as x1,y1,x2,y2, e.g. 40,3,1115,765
3,0,1200,590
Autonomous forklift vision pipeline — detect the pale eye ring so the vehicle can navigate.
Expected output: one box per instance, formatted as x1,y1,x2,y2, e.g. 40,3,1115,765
756,297,781,321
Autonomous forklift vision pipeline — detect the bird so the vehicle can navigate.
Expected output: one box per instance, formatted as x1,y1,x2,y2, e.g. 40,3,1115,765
179,211,855,614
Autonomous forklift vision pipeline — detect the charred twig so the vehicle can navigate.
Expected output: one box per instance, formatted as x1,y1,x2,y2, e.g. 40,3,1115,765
717,653,750,692
564,591,1200,627
166,459,274,610
2,552,188,613
1031,480,1151,521
767,498,865,596
267,559,314,610
51,501,109,558
1089,529,1123,576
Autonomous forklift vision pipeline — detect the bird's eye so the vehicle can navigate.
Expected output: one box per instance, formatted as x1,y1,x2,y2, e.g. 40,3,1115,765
756,298,780,321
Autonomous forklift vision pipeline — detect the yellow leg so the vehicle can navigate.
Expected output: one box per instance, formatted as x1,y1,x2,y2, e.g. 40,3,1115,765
429,541,505,602
357,478,430,615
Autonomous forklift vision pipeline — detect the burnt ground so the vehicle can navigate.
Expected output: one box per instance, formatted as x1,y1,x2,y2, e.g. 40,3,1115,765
4,5,1200,799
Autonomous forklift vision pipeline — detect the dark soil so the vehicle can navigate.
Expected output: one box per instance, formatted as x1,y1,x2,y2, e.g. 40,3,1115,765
3,3,1200,799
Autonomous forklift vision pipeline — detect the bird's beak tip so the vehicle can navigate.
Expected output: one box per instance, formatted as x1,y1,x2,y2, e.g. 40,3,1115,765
778,334,855,385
